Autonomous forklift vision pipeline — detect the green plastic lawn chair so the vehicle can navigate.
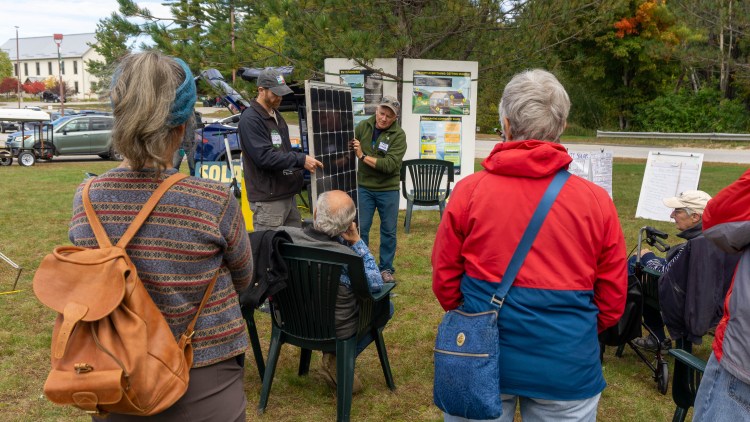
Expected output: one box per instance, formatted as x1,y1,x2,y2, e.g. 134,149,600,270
400,159,454,233
669,338,707,422
257,243,396,422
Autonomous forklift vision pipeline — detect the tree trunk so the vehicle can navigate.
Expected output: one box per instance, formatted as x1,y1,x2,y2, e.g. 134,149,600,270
674,68,686,94
719,0,732,97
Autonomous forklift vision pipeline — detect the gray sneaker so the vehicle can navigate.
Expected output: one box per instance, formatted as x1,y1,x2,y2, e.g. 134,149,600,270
632,335,672,351
380,270,396,283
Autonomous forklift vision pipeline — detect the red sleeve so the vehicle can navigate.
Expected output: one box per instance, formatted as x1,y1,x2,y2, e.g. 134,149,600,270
592,196,628,333
703,168,750,252
431,180,470,311
704,168,750,230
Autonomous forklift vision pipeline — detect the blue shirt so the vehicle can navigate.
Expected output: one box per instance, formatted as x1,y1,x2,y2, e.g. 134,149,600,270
337,238,383,292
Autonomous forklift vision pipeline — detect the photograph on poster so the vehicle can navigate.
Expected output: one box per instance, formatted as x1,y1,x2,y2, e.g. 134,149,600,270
419,116,462,174
412,70,471,115
340,69,384,125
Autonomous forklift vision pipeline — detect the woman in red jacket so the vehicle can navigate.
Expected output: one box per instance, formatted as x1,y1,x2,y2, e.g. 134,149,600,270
432,69,627,421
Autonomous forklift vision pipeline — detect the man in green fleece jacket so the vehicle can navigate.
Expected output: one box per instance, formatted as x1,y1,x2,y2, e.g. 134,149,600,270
350,96,407,282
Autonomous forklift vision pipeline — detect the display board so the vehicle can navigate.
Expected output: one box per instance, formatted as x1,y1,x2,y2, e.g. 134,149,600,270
324,58,477,210
402,59,477,183
635,151,704,221
305,81,359,220
567,150,613,197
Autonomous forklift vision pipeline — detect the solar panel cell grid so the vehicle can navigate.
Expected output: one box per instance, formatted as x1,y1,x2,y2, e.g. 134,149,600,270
305,81,359,224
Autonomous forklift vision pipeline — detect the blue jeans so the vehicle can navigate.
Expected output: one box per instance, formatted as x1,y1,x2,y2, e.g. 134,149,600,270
358,187,399,273
694,352,750,421
444,393,600,422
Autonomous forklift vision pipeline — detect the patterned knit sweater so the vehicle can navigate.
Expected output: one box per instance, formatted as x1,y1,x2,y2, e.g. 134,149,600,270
69,168,253,367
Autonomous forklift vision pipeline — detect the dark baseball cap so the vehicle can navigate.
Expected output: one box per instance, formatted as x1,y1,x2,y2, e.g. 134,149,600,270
257,68,293,96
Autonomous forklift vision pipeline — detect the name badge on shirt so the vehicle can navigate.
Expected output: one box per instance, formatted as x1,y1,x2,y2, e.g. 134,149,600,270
271,131,282,148
378,141,390,152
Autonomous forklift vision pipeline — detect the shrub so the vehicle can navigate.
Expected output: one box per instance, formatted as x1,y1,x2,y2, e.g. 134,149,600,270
634,88,750,132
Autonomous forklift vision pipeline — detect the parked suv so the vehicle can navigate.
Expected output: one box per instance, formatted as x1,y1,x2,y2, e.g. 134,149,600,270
5,115,117,166
41,91,65,103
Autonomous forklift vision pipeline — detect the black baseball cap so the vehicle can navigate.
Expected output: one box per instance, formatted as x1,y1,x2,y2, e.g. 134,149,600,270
257,68,293,96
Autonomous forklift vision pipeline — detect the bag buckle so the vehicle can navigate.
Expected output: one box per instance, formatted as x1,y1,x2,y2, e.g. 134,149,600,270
74,363,94,374
490,295,505,308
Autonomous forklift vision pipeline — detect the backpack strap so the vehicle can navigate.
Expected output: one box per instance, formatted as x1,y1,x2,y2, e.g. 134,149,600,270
82,173,188,249
82,178,113,248
179,270,219,348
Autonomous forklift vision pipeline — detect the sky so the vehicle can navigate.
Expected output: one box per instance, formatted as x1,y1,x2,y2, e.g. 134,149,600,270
0,0,170,49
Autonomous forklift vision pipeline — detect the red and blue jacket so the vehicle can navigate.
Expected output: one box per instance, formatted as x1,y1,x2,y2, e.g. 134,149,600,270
703,168,750,385
432,140,627,400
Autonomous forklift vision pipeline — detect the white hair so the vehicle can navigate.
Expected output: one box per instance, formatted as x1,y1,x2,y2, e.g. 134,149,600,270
498,69,570,142
314,191,356,237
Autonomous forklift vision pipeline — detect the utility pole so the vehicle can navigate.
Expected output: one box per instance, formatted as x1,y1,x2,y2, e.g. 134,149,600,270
53,34,64,116
230,1,236,84
15,26,21,108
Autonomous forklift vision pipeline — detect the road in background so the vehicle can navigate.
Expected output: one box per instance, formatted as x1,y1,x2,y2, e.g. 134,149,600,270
3,105,749,164
475,138,750,164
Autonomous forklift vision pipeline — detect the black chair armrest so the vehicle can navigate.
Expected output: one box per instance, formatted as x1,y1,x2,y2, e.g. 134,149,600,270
371,282,396,301
669,349,707,373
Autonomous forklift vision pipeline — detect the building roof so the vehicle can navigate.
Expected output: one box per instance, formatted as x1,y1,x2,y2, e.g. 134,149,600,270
1,33,96,60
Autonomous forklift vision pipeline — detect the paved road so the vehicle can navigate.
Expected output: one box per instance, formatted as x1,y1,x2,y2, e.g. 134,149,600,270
475,139,750,164
4,104,750,165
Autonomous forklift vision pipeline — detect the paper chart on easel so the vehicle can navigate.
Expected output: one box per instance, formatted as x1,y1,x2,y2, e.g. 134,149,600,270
635,151,704,221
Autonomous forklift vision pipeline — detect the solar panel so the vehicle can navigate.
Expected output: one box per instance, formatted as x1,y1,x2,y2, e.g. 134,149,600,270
305,81,358,224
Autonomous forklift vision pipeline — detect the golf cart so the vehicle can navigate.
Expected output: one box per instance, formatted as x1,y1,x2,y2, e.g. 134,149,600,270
0,108,52,166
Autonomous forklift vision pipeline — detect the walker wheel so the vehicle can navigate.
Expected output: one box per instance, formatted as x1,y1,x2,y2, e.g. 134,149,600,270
657,361,669,394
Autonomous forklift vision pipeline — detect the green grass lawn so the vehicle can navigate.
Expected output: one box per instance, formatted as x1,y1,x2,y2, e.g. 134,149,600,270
0,158,746,421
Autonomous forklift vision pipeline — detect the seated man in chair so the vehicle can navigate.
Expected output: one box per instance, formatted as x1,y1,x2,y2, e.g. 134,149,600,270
281,190,393,394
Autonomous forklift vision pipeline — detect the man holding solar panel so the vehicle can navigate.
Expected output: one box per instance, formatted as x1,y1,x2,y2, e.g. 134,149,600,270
350,96,407,283
239,68,323,231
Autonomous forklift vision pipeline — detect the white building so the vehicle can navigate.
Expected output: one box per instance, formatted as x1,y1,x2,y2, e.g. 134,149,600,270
1,33,103,100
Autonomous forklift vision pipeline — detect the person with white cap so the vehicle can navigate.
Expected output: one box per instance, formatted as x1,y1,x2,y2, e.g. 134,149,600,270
350,96,407,283
633,190,739,351
238,68,323,231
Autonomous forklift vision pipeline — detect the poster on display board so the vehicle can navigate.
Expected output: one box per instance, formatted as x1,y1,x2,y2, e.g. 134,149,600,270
419,116,462,174
339,69,384,125
635,151,704,222
567,151,613,197
412,70,471,115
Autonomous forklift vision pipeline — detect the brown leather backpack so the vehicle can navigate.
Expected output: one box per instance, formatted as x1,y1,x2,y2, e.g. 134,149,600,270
33,173,217,416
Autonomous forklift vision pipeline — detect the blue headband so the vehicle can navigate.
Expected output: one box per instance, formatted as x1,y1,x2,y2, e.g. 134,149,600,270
169,58,197,127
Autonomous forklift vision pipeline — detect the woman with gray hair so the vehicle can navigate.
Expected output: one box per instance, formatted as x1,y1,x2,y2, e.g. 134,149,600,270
69,51,253,421
433,69,627,421
498,68,570,143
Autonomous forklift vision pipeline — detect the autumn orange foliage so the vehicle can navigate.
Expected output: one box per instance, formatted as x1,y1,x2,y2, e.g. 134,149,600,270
614,0,664,38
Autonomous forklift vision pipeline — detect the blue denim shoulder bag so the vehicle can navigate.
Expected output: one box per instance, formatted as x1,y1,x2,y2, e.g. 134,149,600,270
433,170,570,419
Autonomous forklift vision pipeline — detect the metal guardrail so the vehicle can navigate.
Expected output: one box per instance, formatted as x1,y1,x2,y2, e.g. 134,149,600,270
596,131,750,141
